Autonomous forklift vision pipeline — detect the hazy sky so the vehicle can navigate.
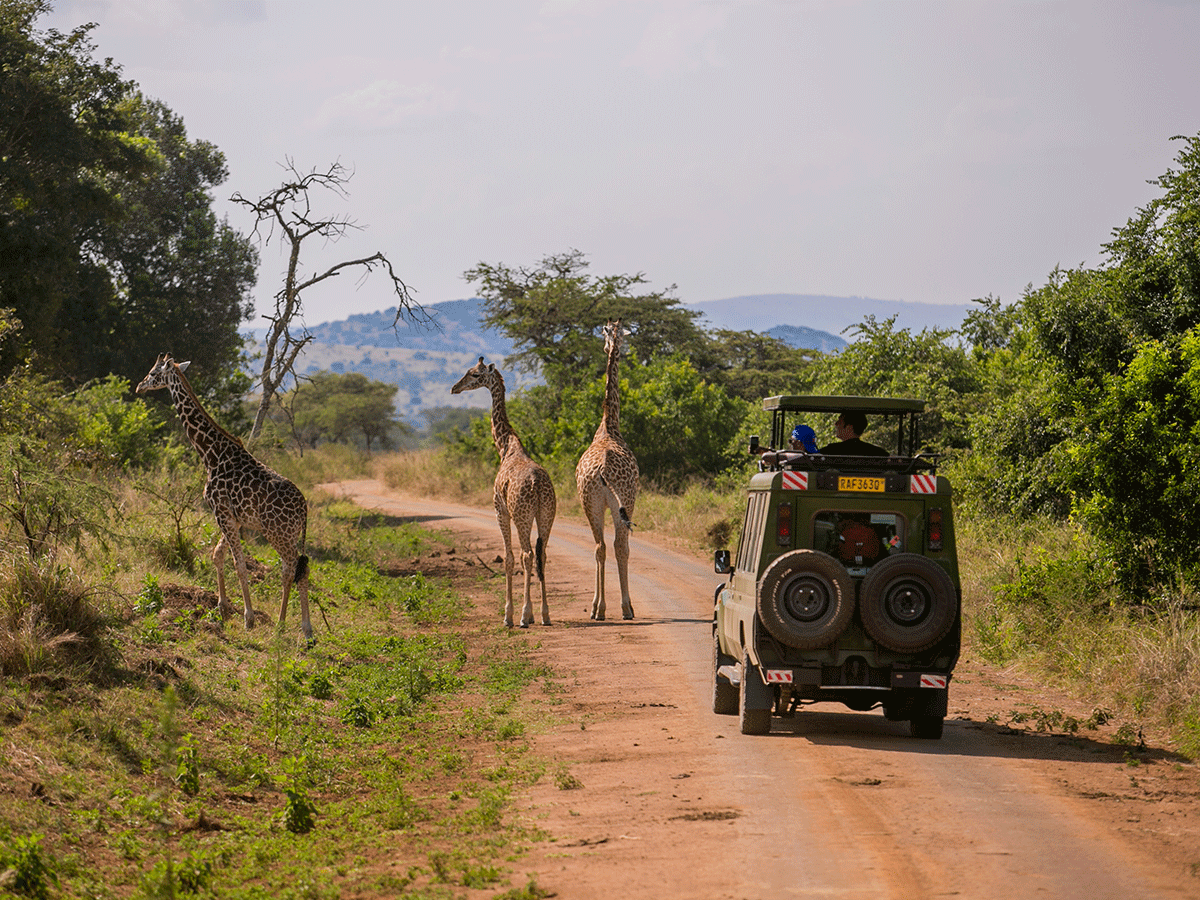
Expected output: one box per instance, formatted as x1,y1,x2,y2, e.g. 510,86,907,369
44,0,1200,328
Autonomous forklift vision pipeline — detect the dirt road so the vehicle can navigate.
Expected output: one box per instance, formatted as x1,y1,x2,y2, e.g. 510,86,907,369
323,479,1200,900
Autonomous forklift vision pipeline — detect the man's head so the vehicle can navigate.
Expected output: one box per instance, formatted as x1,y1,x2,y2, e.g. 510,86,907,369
835,410,868,440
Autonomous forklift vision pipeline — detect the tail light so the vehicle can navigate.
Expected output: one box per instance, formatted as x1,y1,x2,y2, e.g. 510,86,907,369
777,501,792,547
928,508,943,551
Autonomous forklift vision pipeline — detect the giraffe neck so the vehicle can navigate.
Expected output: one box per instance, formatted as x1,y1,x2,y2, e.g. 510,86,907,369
486,374,523,459
165,369,241,465
600,338,621,436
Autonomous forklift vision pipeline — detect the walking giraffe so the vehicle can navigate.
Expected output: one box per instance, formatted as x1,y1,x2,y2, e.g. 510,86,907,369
576,320,639,621
136,354,314,642
452,358,557,627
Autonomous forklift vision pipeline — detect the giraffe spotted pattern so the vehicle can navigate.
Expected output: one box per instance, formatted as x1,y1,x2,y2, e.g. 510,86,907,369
136,353,314,642
575,319,639,621
452,358,557,627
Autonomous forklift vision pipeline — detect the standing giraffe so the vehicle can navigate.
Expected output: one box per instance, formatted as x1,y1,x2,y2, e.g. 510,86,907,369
576,320,639,621
136,354,313,642
452,358,557,628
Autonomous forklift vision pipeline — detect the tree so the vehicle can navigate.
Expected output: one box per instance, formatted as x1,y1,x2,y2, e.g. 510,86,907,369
809,315,980,450
702,328,817,401
0,1,156,375
463,250,709,393
231,161,427,439
71,94,257,411
1063,330,1200,589
289,371,404,452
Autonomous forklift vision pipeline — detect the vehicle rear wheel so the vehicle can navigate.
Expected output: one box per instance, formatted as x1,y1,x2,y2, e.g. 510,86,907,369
859,554,957,652
756,550,855,650
738,653,771,735
712,629,738,716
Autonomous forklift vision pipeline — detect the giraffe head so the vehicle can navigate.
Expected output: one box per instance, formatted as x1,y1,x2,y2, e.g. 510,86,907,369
451,357,499,395
136,353,191,394
602,319,630,357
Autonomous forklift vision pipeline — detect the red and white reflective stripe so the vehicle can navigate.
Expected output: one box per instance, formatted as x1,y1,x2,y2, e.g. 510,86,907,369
919,674,947,689
781,471,808,491
765,669,794,683
909,474,937,494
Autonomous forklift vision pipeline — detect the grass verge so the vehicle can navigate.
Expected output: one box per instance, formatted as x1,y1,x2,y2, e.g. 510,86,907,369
0,456,563,899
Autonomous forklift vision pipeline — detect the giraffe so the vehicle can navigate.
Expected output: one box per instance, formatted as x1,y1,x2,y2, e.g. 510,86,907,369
452,358,557,628
575,319,639,621
135,354,314,642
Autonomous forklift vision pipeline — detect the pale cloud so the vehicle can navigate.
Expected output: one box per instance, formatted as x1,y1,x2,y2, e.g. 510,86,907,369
309,80,461,132
623,2,731,75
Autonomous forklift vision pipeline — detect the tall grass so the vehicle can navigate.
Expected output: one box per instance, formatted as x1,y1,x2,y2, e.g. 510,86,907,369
0,559,112,678
957,512,1200,757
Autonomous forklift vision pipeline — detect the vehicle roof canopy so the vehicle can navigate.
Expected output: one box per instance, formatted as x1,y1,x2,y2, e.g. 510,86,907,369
762,395,926,415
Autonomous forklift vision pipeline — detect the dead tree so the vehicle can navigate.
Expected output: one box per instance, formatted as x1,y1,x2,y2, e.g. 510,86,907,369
231,159,429,439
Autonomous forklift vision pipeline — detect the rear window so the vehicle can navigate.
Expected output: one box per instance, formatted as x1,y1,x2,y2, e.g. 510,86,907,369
812,511,905,577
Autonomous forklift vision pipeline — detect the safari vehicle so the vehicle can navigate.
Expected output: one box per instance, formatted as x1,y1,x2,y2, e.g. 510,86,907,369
712,395,960,739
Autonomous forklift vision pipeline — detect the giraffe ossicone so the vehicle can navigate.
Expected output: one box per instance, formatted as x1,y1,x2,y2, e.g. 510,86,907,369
576,319,639,621
136,353,314,643
452,358,556,628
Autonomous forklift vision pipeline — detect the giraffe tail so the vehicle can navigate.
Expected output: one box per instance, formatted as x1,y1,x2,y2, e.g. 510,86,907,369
295,554,309,583
535,536,546,581
598,473,635,531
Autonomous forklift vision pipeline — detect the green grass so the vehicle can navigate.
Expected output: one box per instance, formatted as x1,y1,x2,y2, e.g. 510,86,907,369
0,450,563,898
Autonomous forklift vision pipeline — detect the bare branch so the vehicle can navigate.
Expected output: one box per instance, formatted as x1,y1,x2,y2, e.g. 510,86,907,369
234,160,429,439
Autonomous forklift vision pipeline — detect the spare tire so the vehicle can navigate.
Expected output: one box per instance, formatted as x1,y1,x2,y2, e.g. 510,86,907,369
859,554,958,652
756,550,855,650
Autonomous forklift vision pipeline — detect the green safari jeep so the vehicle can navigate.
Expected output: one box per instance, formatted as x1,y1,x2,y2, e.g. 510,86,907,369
712,395,960,739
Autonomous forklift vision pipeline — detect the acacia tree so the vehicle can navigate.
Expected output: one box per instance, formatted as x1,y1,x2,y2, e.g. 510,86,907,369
231,160,428,438
463,249,708,392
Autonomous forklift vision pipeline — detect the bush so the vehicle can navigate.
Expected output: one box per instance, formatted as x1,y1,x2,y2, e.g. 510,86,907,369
0,559,112,677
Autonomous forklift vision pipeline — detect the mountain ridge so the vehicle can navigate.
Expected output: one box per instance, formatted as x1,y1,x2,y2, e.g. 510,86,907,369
268,293,970,424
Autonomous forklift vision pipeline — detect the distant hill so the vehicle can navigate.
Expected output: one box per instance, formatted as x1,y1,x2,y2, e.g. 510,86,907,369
306,299,516,357
272,293,962,425
685,294,971,338
764,324,846,354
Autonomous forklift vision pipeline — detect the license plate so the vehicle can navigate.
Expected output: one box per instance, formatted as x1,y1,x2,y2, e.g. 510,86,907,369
839,476,885,492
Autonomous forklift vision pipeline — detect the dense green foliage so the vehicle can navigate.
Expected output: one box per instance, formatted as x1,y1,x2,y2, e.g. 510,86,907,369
0,2,255,412
286,370,411,451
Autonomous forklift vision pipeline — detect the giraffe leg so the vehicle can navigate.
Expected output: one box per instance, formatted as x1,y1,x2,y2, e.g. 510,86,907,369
274,545,313,643
496,501,516,628
519,544,535,628
214,527,255,628
512,503,539,627
580,489,608,620
614,508,636,620
536,492,555,627
226,537,256,630
535,534,550,626
211,535,237,623
277,548,295,630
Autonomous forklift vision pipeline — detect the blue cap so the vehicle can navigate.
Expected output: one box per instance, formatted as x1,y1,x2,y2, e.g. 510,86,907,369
790,424,818,453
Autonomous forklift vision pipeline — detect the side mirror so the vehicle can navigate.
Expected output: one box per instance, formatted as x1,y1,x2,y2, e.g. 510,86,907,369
748,435,760,454
713,549,732,574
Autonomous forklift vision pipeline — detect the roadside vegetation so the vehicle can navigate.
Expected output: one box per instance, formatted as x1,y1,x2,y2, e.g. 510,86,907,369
0,434,562,898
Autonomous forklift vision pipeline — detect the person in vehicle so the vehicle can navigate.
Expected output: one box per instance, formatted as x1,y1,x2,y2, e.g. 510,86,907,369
819,410,889,456
789,424,819,453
